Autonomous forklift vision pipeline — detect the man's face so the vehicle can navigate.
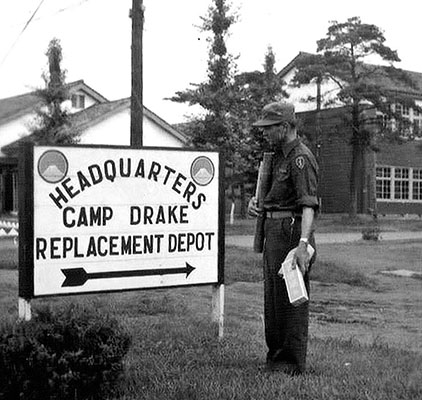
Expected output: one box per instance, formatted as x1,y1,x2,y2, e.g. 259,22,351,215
262,123,287,147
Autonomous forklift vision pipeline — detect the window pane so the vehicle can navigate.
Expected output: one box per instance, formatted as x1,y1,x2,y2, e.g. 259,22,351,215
376,179,391,199
394,180,409,199
395,168,409,179
413,182,422,200
376,167,391,178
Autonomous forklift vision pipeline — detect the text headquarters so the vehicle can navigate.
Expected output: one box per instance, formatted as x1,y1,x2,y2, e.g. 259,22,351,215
36,157,216,261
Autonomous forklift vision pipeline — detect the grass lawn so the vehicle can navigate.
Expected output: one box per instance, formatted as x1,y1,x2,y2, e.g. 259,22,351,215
0,237,18,270
225,214,422,236
1,233,422,399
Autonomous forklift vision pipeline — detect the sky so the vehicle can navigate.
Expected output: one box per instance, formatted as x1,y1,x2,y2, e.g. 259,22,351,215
1,0,422,124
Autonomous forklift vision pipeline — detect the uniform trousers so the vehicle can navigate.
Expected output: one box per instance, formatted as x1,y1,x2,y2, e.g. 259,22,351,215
263,216,315,373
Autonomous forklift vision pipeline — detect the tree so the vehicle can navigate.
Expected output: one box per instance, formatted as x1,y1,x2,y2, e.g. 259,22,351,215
229,46,289,215
29,38,80,145
169,0,241,216
233,45,288,154
169,0,237,149
293,17,419,216
223,46,291,217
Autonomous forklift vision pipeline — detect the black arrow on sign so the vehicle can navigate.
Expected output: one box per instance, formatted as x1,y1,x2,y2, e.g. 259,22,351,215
61,263,195,287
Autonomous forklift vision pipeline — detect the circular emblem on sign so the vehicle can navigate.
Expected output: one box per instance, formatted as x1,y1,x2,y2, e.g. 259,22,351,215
191,156,215,186
38,150,68,184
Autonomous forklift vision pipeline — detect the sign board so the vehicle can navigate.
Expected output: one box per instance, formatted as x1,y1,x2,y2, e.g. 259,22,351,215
19,145,224,298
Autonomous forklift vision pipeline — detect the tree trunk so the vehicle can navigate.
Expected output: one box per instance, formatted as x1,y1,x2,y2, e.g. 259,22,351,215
349,103,364,217
349,143,366,217
239,182,246,219
349,144,359,217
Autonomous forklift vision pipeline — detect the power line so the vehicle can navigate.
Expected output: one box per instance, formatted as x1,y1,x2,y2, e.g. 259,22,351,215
0,0,46,68
2,0,91,31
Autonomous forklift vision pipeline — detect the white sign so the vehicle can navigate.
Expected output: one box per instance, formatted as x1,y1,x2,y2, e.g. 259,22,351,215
31,146,222,296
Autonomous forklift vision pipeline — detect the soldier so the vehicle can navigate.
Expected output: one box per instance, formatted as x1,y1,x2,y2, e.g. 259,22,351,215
248,101,319,375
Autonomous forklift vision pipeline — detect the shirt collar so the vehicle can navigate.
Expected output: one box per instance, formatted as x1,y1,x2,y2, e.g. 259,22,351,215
282,138,301,158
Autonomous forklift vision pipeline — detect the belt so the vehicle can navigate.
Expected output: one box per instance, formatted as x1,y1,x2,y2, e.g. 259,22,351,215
265,210,301,219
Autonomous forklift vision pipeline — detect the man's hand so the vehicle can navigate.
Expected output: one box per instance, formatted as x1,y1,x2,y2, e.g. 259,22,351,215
292,241,310,275
248,196,263,218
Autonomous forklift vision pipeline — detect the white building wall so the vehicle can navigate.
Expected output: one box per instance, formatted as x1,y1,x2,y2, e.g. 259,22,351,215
79,108,184,148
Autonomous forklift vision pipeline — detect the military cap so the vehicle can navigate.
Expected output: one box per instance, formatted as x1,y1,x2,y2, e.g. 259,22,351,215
252,101,296,127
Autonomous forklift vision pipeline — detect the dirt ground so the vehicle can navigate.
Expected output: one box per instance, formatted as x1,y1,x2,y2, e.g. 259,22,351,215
220,271,422,356
309,241,422,353
310,275,422,353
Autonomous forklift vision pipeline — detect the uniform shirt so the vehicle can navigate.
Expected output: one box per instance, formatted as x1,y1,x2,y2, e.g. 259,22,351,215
263,138,319,212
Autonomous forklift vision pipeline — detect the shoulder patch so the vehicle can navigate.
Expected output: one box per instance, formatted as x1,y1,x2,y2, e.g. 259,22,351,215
295,156,305,169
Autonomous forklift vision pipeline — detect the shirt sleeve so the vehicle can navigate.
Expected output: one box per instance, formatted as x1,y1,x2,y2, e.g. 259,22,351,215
290,154,319,210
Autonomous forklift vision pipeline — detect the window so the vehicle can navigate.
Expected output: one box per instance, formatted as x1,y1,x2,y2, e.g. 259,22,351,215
71,94,85,109
377,114,390,129
12,171,18,212
413,169,422,200
376,167,391,199
394,168,409,199
395,103,409,117
376,166,422,202
379,104,422,136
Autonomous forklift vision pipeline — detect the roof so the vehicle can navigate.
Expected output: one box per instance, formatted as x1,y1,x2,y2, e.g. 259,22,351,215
65,80,108,103
0,80,108,125
278,51,314,78
2,97,188,155
278,51,422,99
65,97,187,143
0,91,41,124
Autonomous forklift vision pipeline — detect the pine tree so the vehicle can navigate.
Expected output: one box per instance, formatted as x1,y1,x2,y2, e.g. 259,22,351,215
30,38,80,145
169,0,241,217
293,17,419,216
169,0,237,155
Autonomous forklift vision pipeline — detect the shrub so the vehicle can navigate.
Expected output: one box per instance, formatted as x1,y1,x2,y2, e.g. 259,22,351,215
0,303,131,400
361,225,381,241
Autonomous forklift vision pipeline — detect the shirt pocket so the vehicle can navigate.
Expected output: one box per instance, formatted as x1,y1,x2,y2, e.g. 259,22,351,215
274,167,289,184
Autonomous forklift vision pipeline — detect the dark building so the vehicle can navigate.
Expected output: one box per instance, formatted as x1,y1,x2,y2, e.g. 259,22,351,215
298,107,422,215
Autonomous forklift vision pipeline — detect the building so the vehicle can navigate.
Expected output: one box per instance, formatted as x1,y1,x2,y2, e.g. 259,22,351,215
280,52,422,215
0,81,187,215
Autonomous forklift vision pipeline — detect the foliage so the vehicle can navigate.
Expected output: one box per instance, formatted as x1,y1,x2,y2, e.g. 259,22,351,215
292,17,420,215
0,303,131,400
169,0,237,156
231,46,289,181
361,224,381,240
169,2,292,218
29,38,80,145
169,4,285,181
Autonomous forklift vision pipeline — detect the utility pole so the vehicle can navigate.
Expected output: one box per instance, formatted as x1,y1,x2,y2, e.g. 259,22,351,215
130,0,144,148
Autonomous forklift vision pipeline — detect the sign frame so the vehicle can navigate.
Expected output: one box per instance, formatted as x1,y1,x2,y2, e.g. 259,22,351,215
19,143,225,300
